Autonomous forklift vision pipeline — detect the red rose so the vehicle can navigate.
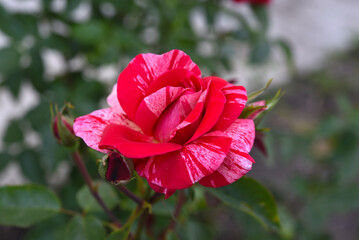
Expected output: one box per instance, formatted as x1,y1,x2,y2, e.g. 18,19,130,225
73,50,255,198
233,0,271,5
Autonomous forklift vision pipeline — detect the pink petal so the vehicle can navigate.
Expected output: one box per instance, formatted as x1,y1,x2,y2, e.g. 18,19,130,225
153,90,202,142
169,89,207,144
198,151,254,188
134,86,185,135
98,124,183,158
187,77,228,142
247,100,267,120
198,119,256,188
212,85,247,131
117,50,201,120
148,182,176,199
132,159,177,198
143,134,232,189
73,108,138,153
221,119,256,153
146,68,203,95
106,84,120,110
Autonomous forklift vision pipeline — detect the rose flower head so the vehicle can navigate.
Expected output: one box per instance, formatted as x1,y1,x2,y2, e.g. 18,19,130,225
74,50,255,198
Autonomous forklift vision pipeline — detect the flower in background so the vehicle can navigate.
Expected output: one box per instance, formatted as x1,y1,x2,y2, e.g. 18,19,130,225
73,50,255,198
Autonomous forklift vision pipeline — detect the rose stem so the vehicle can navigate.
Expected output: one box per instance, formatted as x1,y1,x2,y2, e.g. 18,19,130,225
132,191,161,239
116,185,144,206
72,151,122,228
160,190,186,239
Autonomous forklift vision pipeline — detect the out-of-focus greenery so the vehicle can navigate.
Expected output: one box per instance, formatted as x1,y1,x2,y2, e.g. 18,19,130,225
223,44,359,240
0,0,279,182
0,1,285,239
1,0,358,239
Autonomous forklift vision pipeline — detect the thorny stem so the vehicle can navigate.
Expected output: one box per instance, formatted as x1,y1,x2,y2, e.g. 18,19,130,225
72,151,122,228
160,190,187,240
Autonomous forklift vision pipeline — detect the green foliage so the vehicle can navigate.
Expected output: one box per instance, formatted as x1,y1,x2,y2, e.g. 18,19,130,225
24,215,68,240
0,185,61,227
106,230,129,240
18,150,46,184
65,215,106,240
0,0,293,239
76,181,119,212
206,177,280,231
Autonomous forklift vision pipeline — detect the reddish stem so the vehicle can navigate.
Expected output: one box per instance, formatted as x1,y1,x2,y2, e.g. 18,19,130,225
116,185,144,206
72,151,122,228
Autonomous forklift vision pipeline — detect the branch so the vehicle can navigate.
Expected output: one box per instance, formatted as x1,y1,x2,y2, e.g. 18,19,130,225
72,151,122,228
160,190,186,239
116,185,144,206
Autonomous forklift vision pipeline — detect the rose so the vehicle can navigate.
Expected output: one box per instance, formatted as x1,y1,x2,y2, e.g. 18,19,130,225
233,0,271,5
73,50,255,198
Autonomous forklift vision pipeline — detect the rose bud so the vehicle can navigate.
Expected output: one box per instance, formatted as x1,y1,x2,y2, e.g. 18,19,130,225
52,110,77,147
99,152,134,185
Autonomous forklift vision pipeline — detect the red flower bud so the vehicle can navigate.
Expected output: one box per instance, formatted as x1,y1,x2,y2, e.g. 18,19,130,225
51,104,78,147
99,152,134,185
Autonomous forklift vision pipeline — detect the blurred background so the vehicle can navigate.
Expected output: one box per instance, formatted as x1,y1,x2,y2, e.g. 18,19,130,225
0,0,359,239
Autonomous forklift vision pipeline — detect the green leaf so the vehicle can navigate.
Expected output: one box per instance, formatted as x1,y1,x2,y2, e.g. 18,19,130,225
254,89,284,125
250,39,270,64
178,219,214,240
275,39,295,73
65,215,106,240
76,181,119,212
0,46,20,75
205,177,280,230
0,185,61,227
24,214,68,240
251,5,269,32
0,152,11,171
3,120,24,144
4,70,23,98
106,230,129,240
247,78,272,102
72,21,106,45
27,46,46,93
18,150,46,184
66,0,82,13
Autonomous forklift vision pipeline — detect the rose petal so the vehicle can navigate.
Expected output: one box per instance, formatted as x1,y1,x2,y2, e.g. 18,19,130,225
99,124,183,158
134,86,185,135
247,100,267,120
198,151,253,188
198,119,256,188
73,108,138,152
146,68,203,95
212,85,247,131
221,119,256,152
148,182,176,199
169,89,207,144
107,84,120,110
117,50,201,120
143,134,232,189
187,77,228,142
153,90,202,142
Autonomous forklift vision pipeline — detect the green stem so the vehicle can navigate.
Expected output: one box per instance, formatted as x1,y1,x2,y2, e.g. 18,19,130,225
59,208,80,216
160,190,186,240
72,151,122,228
